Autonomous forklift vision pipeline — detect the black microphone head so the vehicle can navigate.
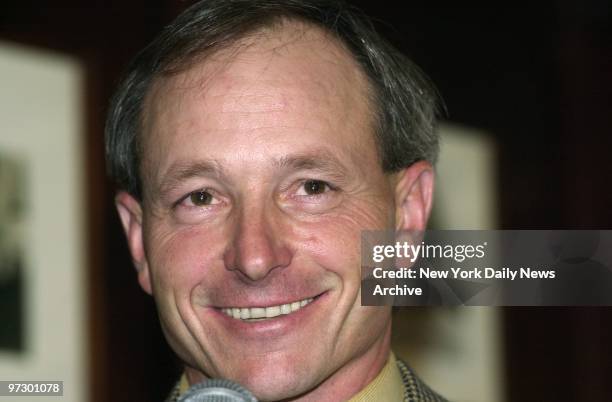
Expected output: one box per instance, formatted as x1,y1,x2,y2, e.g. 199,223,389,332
177,379,258,402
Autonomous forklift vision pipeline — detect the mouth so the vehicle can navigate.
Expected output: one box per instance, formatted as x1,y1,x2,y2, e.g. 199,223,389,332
220,297,315,322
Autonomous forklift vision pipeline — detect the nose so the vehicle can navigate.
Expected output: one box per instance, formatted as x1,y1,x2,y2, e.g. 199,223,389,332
223,204,292,282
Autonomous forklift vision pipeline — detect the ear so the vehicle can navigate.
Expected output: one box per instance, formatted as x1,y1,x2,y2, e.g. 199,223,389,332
115,191,153,295
394,161,435,231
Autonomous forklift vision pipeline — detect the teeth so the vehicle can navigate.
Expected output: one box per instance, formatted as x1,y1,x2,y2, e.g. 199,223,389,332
265,306,281,318
221,297,314,321
250,307,265,319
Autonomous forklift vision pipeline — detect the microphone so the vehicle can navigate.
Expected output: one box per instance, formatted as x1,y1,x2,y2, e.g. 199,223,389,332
177,379,258,402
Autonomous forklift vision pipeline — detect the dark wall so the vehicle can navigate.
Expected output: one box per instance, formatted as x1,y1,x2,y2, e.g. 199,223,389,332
1,1,611,401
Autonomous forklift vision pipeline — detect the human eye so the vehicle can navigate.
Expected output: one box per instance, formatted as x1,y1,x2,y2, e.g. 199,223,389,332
177,188,221,208
283,178,342,214
295,179,334,197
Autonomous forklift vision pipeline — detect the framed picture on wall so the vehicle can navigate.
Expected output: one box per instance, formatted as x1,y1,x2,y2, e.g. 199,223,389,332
0,41,88,402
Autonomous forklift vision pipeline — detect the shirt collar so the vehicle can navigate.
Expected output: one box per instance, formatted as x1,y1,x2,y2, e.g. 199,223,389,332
347,352,405,402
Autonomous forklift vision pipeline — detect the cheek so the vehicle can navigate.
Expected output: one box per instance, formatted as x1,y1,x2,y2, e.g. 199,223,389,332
293,200,393,283
305,224,360,281
145,223,228,296
343,305,391,348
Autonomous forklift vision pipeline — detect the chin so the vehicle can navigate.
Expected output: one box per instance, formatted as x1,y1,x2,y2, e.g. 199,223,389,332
223,354,322,401
241,375,313,402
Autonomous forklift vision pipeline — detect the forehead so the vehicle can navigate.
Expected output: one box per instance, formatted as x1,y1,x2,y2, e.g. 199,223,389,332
141,21,378,189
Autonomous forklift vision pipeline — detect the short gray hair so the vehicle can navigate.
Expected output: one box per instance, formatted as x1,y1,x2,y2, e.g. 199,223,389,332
105,0,441,198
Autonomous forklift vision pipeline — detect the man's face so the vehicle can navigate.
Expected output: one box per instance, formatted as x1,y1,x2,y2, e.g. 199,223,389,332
124,24,402,400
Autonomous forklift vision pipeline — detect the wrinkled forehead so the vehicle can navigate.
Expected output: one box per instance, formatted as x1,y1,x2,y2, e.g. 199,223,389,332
143,19,373,118
139,20,378,189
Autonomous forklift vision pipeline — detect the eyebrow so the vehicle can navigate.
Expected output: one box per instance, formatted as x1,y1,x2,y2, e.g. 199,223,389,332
274,149,349,176
157,159,225,197
156,148,351,197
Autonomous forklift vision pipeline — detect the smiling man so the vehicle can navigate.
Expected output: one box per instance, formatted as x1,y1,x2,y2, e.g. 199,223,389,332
106,1,445,401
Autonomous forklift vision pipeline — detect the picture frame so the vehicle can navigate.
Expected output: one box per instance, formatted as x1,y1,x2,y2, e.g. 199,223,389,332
0,41,87,402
